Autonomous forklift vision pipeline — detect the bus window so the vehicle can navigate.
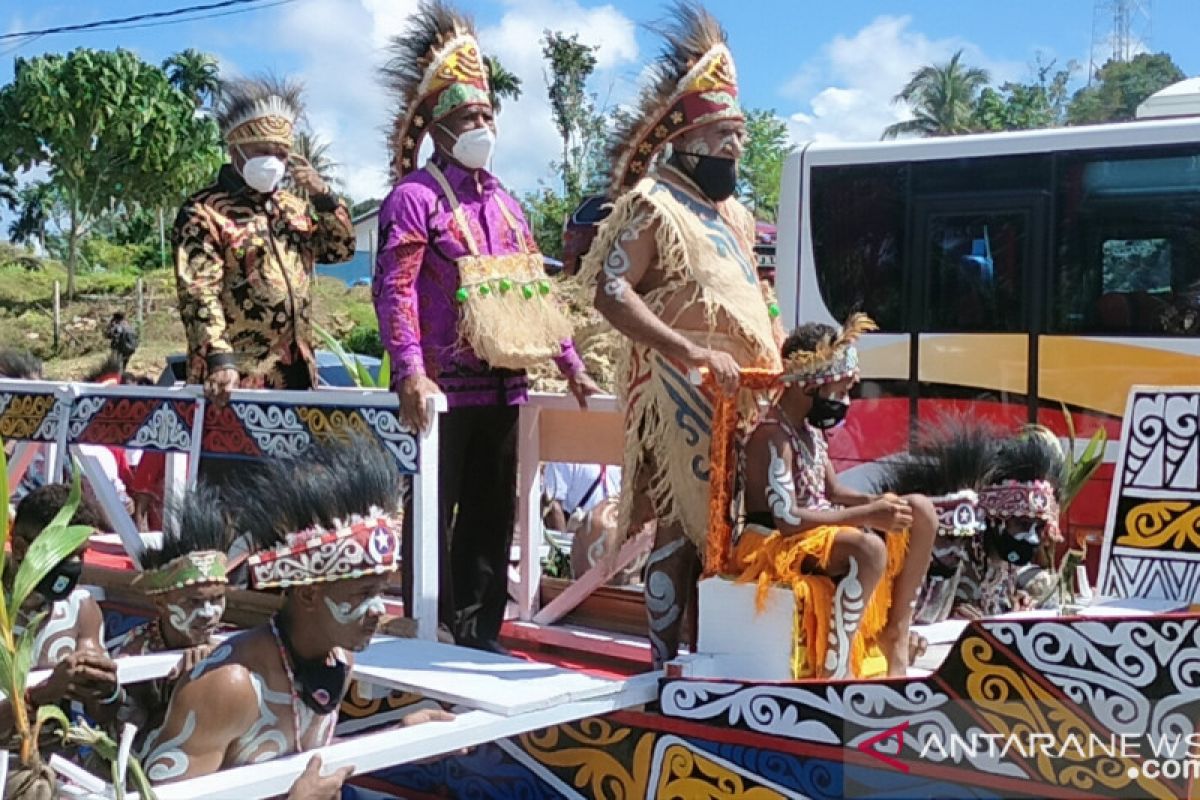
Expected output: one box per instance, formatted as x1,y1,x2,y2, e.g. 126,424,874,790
810,164,906,330
921,209,1030,332
1053,150,1200,335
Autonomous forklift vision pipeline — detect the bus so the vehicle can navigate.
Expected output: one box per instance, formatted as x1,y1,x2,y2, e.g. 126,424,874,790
775,116,1200,570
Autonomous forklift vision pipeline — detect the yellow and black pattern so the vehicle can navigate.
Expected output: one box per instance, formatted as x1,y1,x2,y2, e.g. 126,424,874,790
173,165,355,389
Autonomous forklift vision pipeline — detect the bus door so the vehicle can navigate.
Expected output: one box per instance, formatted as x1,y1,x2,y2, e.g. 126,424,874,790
910,192,1048,433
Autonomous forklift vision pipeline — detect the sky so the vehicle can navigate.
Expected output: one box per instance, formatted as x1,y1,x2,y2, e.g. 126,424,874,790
2,0,1199,205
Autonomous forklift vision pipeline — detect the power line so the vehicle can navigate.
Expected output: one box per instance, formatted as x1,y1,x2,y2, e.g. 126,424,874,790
0,0,286,42
90,0,297,34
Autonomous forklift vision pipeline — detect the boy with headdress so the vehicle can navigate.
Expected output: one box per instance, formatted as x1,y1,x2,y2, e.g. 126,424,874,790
373,0,599,652
108,485,230,745
877,423,1066,622
142,438,452,785
738,319,937,677
173,75,355,410
576,1,781,667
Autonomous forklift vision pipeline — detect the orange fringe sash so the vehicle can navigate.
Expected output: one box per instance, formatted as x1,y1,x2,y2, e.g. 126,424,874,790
731,526,909,678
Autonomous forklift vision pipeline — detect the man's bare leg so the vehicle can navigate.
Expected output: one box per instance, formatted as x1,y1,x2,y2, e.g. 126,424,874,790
878,494,938,677
820,529,887,679
645,521,699,670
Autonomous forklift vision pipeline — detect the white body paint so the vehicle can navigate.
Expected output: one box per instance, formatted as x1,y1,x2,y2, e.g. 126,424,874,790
166,599,226,635
324,595,386,625
824,556,865,679
766,441,803,527
601,210,649,302
30,589,92,667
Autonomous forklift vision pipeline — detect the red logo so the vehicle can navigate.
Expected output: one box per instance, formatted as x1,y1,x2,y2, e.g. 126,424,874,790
858,721,911,773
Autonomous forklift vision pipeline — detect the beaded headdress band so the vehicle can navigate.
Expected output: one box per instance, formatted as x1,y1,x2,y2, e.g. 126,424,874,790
247,507,402,589
217,77,303,148
132,551,228,596
781,313,877,387
978,480,1061,542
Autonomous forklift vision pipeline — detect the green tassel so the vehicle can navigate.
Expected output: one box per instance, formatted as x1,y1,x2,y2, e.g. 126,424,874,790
455,287,469,303
769,303,780,319
479,284,491,296
499,278,513,294
538,280,551,296
521,284,534,299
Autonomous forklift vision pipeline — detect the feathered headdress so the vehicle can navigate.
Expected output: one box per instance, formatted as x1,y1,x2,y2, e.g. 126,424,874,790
781,313,877,387
875,417,1003,538
980,429,1067,542
133,485,230,596
608,1,743,194
231,436,403,589
383,0,491,179
216,75,304,148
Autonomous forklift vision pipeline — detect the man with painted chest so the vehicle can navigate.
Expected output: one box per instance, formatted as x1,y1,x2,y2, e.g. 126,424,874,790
141,439,451,793
173,76,355,408
373,1,599,653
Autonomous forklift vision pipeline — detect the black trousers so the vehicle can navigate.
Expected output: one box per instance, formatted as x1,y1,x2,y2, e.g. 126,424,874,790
403,404,519,645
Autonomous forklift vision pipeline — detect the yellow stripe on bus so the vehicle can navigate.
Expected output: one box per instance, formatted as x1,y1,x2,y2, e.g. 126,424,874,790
1040,338,1200,417
918,335,1029,395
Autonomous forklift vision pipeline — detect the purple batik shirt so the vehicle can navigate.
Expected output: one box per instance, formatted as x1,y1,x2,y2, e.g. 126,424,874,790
373,155,583,408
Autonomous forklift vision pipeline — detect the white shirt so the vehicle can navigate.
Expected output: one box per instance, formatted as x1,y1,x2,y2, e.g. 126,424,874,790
543,463,621,515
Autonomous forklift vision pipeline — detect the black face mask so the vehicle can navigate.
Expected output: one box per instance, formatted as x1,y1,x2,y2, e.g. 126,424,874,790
806,395,850,430
36,557,82,602
985,523,1039,566
677,152,738,202
277,614,347,714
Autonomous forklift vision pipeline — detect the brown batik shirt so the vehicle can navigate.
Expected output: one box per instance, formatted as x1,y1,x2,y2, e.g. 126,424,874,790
173,164,355,389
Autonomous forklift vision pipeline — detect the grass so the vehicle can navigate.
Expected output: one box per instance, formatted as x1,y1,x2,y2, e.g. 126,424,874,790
0,245,378,381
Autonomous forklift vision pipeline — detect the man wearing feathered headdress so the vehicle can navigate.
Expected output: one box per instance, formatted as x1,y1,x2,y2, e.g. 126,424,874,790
173,76,355,410
737,318,937,678
575,2,782,667
142,438,452,790
373,0,599,653
108,485,230,747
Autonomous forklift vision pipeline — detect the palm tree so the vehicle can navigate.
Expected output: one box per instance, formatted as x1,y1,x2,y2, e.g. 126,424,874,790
0,172,17,213
288,131,340,200
8,182,51,252
163,49,221,108
882,50,990,139
485,55,523,114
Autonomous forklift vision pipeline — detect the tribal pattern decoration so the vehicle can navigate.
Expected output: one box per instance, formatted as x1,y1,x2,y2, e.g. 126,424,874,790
823,557,864,679
68,393,197,452
202,397,419,474
0,383,70,443
977,480,1060,542
132,551,228,595
1100,387,1200,603
247,510,402,589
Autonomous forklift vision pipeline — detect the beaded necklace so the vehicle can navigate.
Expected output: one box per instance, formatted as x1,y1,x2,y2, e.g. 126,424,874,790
269,614,336,751
773,409,830,509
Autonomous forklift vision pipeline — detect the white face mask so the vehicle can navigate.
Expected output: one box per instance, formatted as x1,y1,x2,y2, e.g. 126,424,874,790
443,125,495,170
239,151,287,194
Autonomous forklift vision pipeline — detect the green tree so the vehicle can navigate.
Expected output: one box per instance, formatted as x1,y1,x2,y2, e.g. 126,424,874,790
521,186,576,259
972,59,1075,132
484,55,523,114
0,172,16,213
7,182,53,251
163,48,221,108
883,50,990,139
541,30,604,198
0,48,222,298
739,109,793,222
1067,52,1186,125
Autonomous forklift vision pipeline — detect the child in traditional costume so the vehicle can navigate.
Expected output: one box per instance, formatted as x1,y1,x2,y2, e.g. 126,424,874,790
579,1,783,668
737,318,937,678
374,0,599,653
878,423,1066,621
142,438,452,788
109,485,230,747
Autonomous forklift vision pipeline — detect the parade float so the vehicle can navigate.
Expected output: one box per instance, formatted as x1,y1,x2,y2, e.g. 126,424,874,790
1,376,1197,799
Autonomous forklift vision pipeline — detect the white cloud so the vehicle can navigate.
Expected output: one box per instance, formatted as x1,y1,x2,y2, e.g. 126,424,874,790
260,0,638,203
782,15,1022,144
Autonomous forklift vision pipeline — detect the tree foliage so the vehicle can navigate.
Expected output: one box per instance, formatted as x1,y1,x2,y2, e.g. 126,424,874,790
739,109,793,222
0,48,223,298
484,55,523,114
0,172,16,212
541,31,606,198
883,50,990,139
162,48,221,108
971,59,1075,132
521,186,576,259
287,131,340,200
8,182,55,251
1067,52,1186,125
